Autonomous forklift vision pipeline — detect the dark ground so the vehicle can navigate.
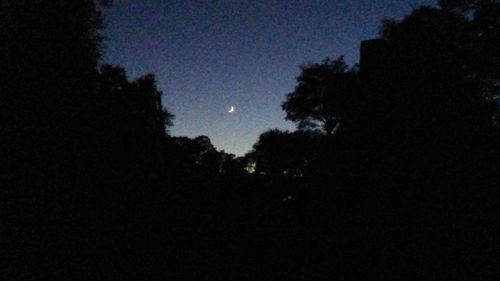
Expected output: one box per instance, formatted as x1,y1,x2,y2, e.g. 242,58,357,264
3,174,500,280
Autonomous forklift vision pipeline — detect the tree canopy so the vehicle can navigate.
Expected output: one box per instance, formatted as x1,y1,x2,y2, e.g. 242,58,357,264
282,57,361,135
3,1,500,280
1,0,109,185
246,129,320,176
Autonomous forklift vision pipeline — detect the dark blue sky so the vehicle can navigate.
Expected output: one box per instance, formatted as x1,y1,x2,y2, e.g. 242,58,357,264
102,0,435,156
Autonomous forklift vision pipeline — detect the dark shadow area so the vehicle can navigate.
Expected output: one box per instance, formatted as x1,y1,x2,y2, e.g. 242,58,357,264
2,1,499,280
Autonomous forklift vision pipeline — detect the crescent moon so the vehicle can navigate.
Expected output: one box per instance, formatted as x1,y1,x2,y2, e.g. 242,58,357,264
228,106,235,113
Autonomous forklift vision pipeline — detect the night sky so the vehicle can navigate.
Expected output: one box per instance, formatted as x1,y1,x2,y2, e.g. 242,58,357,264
102,0,435,156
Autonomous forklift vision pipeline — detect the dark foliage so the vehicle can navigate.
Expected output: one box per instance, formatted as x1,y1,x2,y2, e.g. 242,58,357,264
282,57,361,135
2,1,499,280
246,129,321,176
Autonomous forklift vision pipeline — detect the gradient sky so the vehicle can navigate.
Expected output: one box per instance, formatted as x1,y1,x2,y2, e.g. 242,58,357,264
102,0,435,156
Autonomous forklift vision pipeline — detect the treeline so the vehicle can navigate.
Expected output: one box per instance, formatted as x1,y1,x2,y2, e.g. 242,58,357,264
0,1,175,279
0,2,248,278
4,1,497,185
1,1,168,187
2,0,500,280
246,0,500,187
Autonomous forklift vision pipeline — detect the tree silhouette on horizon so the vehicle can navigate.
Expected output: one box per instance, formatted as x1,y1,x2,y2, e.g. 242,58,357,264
2,0,500,280
282,57,361,135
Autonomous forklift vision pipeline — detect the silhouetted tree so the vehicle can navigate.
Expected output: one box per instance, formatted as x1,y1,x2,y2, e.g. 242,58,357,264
219,152,247,176
370,5,499,182
168,135,227,176
342,8,500,278
1,2,181,279
247,129,318,176
0,2,134,280
95,65,174,181
1,0,108,185
247,129,290,175
282,57,361,135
